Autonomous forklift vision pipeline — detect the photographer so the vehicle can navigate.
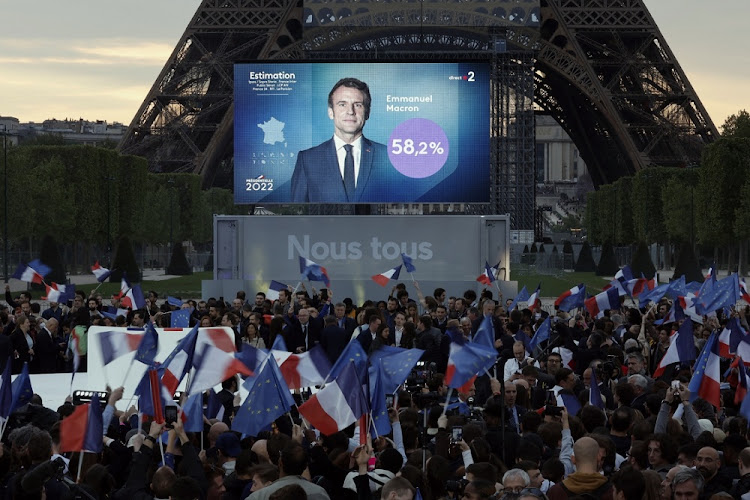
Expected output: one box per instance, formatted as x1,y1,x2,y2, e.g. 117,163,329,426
654,380,702,440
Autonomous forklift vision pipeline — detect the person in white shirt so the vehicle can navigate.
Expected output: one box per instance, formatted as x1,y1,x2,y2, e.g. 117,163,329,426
504,341,539,382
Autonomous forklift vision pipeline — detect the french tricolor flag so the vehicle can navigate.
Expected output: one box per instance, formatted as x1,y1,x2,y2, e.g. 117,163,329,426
688,332,721,409
12,259,50,284
653,320,696,377
554,284,586,312
476,261,497,285
718,317,746,359
371,265,402,287
527,283,541,310
123,284,146,310
735,364,750,406
736,335,750,367
626,276,656,298
299,256,330,287
161,324,199,395
267,280,288,301
91,261,112,283
98,330,142,365
188,343,254,396
584,287,620,318
43,282,66,303
59,394,103,453
272,345,332,390
298,361,368,436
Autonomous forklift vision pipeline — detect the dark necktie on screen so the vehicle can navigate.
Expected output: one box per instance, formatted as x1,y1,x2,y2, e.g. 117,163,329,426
303,324,309,350
343,144,355,201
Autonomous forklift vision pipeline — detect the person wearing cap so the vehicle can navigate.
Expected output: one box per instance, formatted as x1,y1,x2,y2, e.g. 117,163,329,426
216,432,242,475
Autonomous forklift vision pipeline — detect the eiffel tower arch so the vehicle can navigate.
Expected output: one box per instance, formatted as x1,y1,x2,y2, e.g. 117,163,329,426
119,0,717,229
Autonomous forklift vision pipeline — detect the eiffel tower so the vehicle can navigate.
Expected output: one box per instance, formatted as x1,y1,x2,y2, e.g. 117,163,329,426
118,0,717,230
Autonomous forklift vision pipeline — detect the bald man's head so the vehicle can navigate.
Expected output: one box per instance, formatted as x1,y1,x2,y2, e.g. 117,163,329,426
572,437,601,471
209,422,229,447
252,439,270,463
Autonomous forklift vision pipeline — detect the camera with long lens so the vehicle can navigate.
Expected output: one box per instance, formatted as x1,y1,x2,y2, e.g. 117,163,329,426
445,478,468,496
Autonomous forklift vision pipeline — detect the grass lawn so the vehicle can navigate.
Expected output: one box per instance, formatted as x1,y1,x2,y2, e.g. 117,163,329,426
21,270,611,302
25,272,213,300
513,269,611,297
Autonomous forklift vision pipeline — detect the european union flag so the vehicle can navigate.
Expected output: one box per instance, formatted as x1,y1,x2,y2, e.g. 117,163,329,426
473,315,494,350
368,360,391,437
696,274,741,315
376,348,424,394
328,340,368,382
134,321,159,365
10,362,33,414
508,286,530,312
514,331,532,354
182,393,204,433
401,253,416,273
528,317,551,352
167,296,183,308
232,357,295,437
170,309,191,328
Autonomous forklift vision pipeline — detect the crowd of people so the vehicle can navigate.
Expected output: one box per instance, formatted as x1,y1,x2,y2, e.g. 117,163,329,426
2,279,750,500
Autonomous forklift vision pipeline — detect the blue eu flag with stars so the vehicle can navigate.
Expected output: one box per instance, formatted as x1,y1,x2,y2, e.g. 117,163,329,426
10,362,33,414
375,348,424,395
232,356,295,437
134,321,159,365
369,360,391,437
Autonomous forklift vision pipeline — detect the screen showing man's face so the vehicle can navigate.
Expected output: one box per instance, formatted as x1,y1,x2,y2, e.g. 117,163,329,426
328,85,367,142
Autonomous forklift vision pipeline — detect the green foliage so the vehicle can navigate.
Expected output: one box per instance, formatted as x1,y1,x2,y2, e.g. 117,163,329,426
596,242,619,276
722,110,750,138
696,138,750,247
632,167,684,242
662,169,699,243
110,236,141,283
672,241,703,283
630,241,656,279
575,241,597,272
611,177,635,245
167,243,192,275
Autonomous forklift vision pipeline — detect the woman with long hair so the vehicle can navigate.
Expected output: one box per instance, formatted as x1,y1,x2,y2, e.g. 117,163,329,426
244,322,266,349
11,315,34,374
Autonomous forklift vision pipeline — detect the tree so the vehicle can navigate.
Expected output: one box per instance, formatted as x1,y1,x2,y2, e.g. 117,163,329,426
38,235,66,286
575,241,597,272
630,241,656,279
662,169,699,244
166,242,192,275
110,236,141,283
722,110,750,138
596,242,619,276
672,241,703,283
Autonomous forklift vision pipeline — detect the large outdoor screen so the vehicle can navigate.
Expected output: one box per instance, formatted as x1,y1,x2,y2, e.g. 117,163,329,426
234,62,490,204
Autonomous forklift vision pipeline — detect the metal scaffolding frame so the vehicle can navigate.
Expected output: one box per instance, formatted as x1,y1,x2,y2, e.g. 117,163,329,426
118,0,717,231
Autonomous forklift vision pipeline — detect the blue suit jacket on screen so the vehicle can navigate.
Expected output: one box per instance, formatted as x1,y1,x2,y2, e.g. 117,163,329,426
290,137,390,202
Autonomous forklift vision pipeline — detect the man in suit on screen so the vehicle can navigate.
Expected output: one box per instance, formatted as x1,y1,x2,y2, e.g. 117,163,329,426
291,77,390,202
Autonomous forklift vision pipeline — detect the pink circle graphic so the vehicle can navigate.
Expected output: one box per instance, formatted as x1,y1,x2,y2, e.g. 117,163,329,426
387,118,449,179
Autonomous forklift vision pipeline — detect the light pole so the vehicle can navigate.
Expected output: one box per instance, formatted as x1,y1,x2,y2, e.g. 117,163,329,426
2,125,8,283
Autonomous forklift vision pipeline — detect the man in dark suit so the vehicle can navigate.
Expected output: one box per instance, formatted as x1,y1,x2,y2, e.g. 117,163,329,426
291,77,390,203
287,308,322,353
320,315,349,365
34,318,60,374
503,382,527,434
356,316,381,353
333,302,357,337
